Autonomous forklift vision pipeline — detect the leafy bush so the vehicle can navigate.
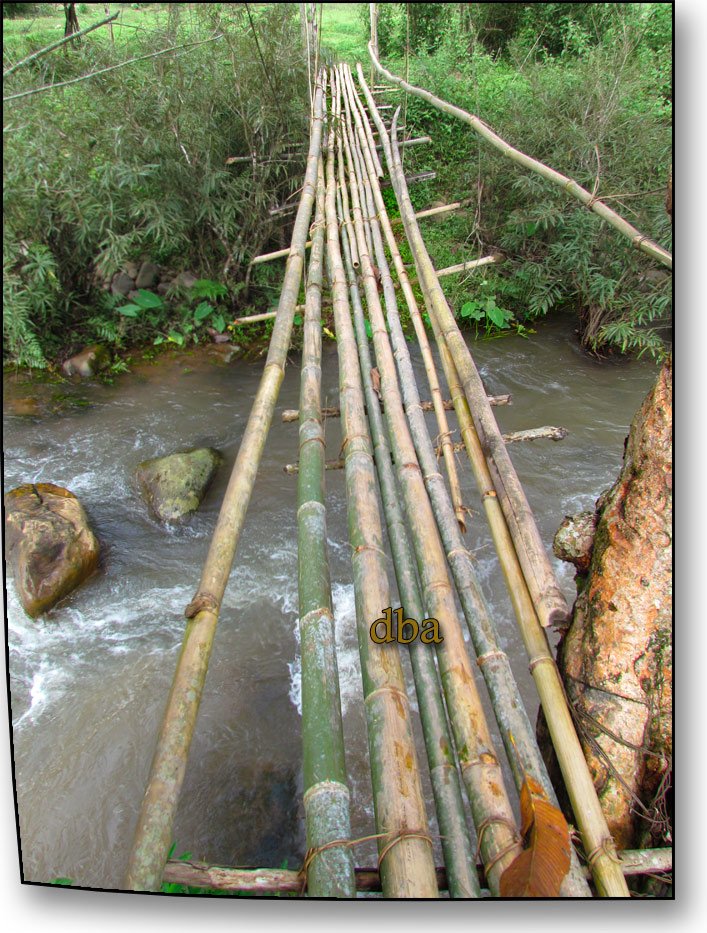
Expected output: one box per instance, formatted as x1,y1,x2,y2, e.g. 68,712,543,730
3,4,310,366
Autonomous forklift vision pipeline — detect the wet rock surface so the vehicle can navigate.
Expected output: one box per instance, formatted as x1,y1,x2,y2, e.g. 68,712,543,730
135,447,223,523
4,483,100,618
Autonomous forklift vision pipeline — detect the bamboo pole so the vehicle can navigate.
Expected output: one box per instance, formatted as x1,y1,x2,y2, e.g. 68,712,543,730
436,255,500,278
343,67,468,535
163,847,672,892
406,199,471,220
386,103,570,631
352,64,591,896
297,159,356,898
250,242,313,265
124,73,327,893
338,64,523,895
323,69,438,899
3,12,119,78
368,43,672,270
387,108,629,898
335,147,480,898
280,393,512,422
375,135,431,150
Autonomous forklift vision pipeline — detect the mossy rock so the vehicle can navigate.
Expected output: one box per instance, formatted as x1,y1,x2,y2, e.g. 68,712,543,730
4,483,100,618
135,447,223,523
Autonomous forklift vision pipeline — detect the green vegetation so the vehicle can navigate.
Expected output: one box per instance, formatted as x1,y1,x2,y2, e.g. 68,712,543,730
3,3,672,368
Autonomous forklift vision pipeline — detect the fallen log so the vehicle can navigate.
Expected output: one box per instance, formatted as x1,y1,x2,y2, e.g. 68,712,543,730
280,393,512,422
282,426,568,473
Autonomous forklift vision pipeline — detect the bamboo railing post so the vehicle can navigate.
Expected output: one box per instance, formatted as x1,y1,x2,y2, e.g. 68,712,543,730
352,63,592,896
123,73,327,893
386,108,629,898
297,158,356,898
337,64,523,895
368,43,672,270
323,71,438,899
335,157,480,898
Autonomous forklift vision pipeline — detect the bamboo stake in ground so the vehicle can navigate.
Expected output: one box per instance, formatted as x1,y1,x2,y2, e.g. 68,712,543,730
368,43,672,270
353,64,591,896
124,73,327,893
338,64,522,895
336,155,479,898
297,159,355,898
324,72,438,899
387,107,628,898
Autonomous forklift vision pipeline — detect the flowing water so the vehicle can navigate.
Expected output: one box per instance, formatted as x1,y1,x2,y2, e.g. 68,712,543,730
3,319,657,890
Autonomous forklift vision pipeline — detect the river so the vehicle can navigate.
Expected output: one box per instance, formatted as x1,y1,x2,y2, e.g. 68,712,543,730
3,318,657,890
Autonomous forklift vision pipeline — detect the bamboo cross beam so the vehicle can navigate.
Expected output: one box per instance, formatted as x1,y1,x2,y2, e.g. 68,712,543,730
380,170,436,189
250,243,313,265
124,72,327,893
375,135,431,151
163,848,672,893
436,255,501,278
368,43,672,269
280,393,512,422
407,199,471,220
282,427,569,474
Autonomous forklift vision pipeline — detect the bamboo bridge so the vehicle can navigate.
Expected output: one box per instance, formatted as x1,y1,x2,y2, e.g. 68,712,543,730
123,52,672,898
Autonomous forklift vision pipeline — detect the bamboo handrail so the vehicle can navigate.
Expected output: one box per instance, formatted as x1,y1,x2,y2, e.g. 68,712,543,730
324,69,438,899
338,64,523,895
350,63,591,897
387,108,629,898
336,163,480,899
297,158,356,897
123,72,327,892
368,43,672,270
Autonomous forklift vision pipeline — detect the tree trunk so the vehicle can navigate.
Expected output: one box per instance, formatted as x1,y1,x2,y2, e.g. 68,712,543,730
63,3,80,44
548,358,672,851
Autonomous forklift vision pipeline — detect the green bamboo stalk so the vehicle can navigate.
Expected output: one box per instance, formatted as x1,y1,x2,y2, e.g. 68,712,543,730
323,72,438,900
298,158,356,898
384,101,570,632
387,111,629,899
337,64,522,896
124,72,327,893
368,43,672,270
334,139,479,898
351,63,591,897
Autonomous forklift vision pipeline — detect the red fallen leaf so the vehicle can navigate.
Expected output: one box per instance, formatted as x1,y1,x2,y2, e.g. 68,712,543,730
499,776,571,897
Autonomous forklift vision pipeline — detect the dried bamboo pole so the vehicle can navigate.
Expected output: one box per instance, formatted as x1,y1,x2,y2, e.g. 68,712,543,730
335,154,480,899
297,159,356,898
386,104,570,632
368,44,672,270
375,135,431,151
338,64,523,896
280,393,511,422
3,12,119,78
405,199,470,220
387,110,629,898
341,65,467,535
352,64,592,896
323,71,438,900
164,847,672,892
250,242,313,265
436,256,500,278
123,73,327,893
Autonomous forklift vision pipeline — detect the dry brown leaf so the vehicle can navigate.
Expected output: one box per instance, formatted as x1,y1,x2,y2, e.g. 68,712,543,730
499,776,571,897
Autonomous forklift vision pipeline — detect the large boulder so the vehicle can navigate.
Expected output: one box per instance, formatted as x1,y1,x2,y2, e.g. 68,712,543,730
135,447,223,523
4,484,100,618
551,359,672,850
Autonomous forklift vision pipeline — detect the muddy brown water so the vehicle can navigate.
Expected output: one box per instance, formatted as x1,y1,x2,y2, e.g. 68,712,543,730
3,320,657,890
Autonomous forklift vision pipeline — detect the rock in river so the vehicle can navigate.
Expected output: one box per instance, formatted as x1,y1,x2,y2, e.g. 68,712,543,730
4,484,100,618
135,447,223,523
